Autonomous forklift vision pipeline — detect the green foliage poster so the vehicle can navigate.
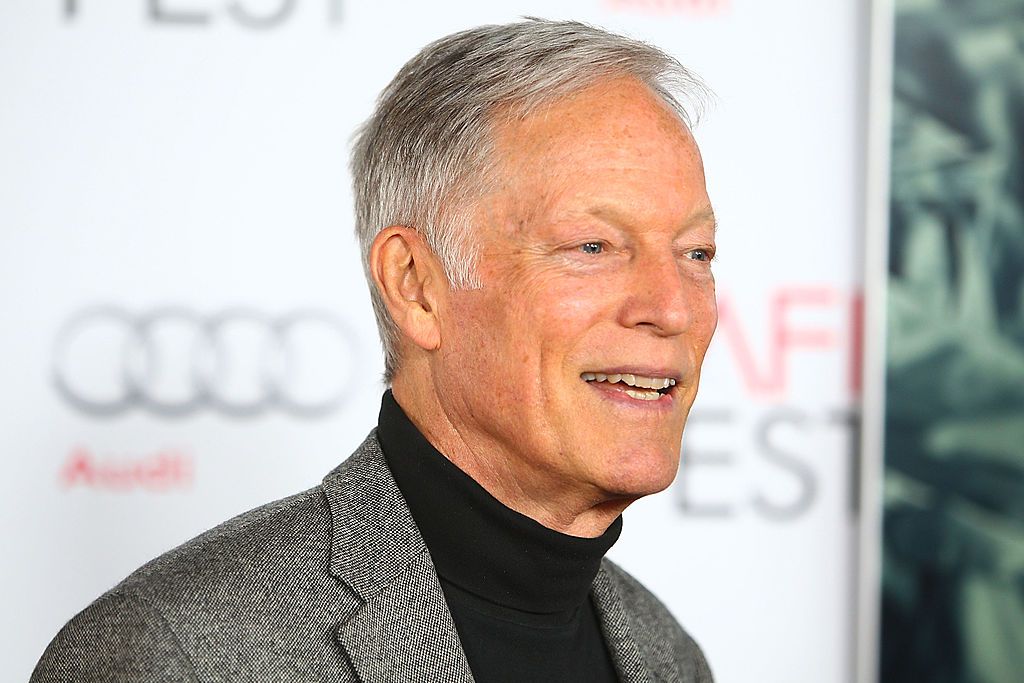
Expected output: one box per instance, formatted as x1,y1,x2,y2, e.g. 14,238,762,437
881,1,1024,681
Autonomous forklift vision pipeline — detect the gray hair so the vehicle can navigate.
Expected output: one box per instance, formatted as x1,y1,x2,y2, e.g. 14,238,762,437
350,18,708,382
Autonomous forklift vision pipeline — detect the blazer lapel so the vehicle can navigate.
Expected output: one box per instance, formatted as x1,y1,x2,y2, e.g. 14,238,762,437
336,550,473,682
322,431,474,683
592,566,655,683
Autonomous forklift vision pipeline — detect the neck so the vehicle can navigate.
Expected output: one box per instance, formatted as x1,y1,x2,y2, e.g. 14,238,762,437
391,373,631,538
377,390,622,613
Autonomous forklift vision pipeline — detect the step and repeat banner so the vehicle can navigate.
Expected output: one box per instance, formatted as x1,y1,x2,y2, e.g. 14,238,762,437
0,2,866,681
877,1,1024,682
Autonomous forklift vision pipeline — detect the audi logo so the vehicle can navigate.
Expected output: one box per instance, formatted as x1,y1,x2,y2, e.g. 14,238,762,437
52,306,362,418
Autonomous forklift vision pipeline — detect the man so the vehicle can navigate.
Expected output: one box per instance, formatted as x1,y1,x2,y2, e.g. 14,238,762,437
33,19,717,682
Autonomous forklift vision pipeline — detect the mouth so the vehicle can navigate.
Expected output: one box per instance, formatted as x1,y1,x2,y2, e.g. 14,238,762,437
580,371,677,402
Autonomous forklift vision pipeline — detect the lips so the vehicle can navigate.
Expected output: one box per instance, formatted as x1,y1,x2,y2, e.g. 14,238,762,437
581,371,677,402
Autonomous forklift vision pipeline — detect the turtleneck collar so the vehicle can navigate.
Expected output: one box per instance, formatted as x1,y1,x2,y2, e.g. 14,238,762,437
376,390,621,615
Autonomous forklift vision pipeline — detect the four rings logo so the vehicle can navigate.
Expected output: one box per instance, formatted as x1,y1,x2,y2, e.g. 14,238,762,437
53,306,361,418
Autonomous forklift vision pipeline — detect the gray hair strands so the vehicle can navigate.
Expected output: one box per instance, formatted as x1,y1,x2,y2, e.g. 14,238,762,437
350,18,709,382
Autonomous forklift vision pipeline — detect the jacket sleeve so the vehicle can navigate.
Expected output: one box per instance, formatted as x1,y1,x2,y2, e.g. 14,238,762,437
31,590,198,683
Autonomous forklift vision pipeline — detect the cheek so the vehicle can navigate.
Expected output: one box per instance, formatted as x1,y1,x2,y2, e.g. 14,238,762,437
548,287,598,325
443,287,548,394
686,273,718,341
538,267,616,322
440,295,505,375
500,263,612,350
697,286,718,329
534,280,617,376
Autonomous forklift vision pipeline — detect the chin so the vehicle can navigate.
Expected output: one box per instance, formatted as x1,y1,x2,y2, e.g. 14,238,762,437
596,446,680,499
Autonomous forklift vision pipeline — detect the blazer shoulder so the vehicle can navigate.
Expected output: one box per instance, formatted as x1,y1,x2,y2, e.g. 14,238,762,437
120,483,334,598
31,588,197,683
34,482,353,681
601,558,714,683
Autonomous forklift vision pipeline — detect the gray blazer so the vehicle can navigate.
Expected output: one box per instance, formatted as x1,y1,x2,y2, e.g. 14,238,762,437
32,432,713,682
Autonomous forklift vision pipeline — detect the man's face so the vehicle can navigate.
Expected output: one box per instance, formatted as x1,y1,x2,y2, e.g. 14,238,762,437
431,77,717,511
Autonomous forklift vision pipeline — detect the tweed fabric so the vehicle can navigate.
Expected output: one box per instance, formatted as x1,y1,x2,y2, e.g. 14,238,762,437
32,431,712,682
594,565,714,683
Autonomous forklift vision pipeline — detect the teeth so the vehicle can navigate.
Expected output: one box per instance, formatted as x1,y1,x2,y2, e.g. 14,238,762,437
624,388,661,401
581,371,676,391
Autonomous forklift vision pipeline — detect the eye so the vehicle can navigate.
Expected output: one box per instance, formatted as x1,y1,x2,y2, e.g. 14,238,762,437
579,242,604,255
687,248,713,262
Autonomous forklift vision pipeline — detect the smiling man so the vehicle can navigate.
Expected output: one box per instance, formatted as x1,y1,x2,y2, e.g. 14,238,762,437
378,73,718,539
34,19,716,683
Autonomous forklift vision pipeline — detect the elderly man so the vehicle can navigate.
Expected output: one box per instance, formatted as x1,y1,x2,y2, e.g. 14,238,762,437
33,19,717,683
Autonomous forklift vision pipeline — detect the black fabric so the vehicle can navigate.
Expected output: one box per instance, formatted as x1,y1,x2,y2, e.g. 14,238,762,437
378,391,621,683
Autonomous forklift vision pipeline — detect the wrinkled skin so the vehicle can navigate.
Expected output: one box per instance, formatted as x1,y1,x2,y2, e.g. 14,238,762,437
389,76,718,537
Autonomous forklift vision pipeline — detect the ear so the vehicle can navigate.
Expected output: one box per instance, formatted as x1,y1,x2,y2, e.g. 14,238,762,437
369,226,445,353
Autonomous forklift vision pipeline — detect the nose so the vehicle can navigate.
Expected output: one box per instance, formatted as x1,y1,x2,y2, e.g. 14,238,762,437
618,250,705,337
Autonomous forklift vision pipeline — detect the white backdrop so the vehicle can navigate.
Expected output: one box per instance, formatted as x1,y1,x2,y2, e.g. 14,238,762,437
0,2,866,681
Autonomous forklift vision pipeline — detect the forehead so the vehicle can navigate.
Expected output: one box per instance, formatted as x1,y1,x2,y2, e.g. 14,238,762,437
485,76,707,229
495,77,695,167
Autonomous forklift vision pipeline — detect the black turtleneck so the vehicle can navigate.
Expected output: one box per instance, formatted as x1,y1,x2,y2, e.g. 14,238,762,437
377,391,621,682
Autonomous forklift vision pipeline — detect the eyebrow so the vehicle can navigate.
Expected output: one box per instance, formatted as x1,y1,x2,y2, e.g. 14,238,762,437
586,203,718,234
691,206,719,234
